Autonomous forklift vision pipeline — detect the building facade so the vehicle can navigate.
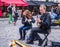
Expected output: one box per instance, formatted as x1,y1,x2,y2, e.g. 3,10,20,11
26,0,59,12
27,0,60,3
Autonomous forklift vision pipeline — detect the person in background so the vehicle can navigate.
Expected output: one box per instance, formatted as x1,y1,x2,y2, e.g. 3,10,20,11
13,8,19,26
12,4,16,18
19,10,35,40
21,7,25,17
32,7,38,16
56,4,60,19
51,6,57,20
17,7,22,20
26,4,51,46
12,5,18,26
2,4,6,13
7,4,13,24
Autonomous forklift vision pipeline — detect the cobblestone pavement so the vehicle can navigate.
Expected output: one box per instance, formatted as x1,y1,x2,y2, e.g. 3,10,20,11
0,18,60,47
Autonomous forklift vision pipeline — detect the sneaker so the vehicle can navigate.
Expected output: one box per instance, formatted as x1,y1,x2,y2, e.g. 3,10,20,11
26,40,34,44
38,39,43,46
18,38,22,40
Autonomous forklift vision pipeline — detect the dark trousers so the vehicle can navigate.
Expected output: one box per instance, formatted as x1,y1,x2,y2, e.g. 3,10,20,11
14,17,18,22
28,27,48,41
19,26,31,39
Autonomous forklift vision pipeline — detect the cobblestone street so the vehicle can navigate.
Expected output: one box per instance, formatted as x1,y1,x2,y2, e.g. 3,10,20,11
0,18,60,47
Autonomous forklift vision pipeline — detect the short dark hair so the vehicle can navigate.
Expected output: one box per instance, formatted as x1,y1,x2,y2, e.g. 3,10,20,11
39,4,46,10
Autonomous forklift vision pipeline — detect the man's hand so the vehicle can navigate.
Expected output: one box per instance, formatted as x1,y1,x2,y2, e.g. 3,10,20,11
36,18,42,28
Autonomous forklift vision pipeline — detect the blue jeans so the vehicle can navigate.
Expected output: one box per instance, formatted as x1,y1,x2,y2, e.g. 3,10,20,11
51,13,57,20
19,26,31,39
55,15,60,20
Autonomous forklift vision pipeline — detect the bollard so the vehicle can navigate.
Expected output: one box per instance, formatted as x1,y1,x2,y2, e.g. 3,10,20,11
10,40,17,47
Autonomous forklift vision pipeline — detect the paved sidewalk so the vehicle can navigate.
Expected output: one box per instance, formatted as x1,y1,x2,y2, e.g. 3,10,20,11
0,18,60,47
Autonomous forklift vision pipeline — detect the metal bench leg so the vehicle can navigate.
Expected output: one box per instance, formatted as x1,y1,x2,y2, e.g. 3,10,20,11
43,37,48,47
42,34,49,47
45,38,48,46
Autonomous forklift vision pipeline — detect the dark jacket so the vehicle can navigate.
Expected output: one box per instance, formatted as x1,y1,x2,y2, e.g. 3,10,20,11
22,15,35,26
7,6,12,14
14,11,19,19
39,13,51,30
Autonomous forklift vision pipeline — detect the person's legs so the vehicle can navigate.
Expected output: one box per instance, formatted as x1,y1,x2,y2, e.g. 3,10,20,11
8,14,13,23
22,26,31,40
27,27,43,40
19,26,25,40
8,14,11,23
27,27,46,45
26,27,41,44
10,14,13,22
14,18,17,26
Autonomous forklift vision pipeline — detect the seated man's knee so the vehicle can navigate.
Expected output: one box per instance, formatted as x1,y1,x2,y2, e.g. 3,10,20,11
31,29,35,34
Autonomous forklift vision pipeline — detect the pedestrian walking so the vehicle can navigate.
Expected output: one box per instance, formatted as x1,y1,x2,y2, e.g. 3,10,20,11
13,9,19,26
12,5,16,17
7,4,13,24
17,7,22,20
12,5,18,26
